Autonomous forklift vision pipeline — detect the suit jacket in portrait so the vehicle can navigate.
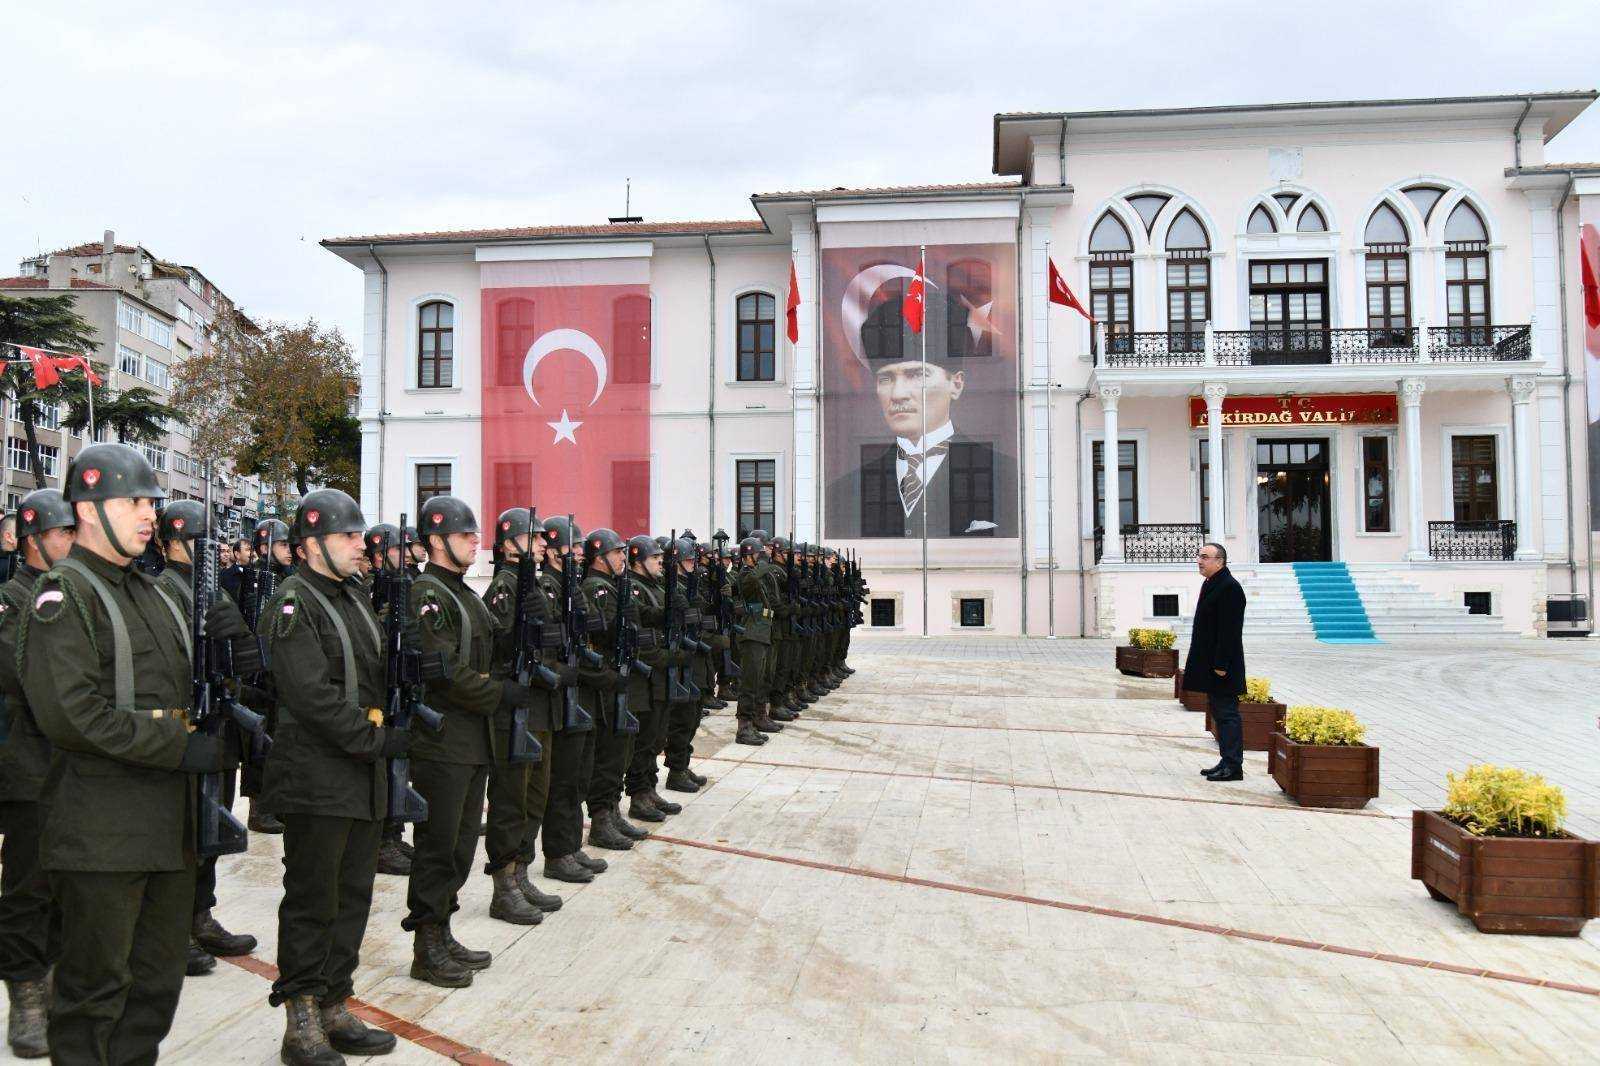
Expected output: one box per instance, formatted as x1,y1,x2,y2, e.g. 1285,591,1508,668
824,430,1017,539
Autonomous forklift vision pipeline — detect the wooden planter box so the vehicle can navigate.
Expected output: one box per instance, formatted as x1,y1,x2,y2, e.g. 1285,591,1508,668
1411,810,1600,936
1205,702,1287,750
1179,686,1207,713
1173,667,1183,701
1267,732,1380,810
1115,646,1177,678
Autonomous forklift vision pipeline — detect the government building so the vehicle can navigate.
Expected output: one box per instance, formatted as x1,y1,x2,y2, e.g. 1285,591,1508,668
324,90,1600,639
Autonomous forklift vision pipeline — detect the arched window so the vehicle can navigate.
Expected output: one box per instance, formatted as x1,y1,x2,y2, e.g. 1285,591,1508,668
1164,209,1209,352
1088,213,1133,352
1364,203,1409,245
612,294,651,384
417,301,454,388
495,297,536,388
860,266,905,363
945,258,993,358
736,291,776,381
1403,185,1446,224
1272,193,1300,215
1444,202,1490,344
1363,204,1410,343
1126,194,1169,234
1247,204,1276,234
1296,205,1327,232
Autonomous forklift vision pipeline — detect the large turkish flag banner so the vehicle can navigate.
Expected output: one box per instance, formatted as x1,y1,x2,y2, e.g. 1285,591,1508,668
480,258,652,536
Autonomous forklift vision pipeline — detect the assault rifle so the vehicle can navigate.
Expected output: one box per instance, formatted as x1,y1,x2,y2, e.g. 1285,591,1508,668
192,465,268,859
783,534,810,638
505,501,553,764
556,516,597,732
661,530,700,702
381,517,446,823
610,556,646,735
709,530,742,680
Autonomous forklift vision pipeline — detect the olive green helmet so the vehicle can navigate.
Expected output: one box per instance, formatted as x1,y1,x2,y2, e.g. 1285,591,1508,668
16,489,75,539
158,500,206,542
418,496,478,539
292,489,366,540
495,507,533,549
64,443,165,505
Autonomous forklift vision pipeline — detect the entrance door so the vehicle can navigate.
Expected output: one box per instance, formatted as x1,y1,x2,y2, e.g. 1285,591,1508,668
1256,438,1332,562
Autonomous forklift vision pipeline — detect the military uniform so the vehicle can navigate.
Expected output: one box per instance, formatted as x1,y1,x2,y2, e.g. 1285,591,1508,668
622,554,675,821
732,545,776,744
580,564,644,847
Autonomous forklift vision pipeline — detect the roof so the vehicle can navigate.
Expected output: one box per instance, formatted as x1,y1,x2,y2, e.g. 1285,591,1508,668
753,180,1023,201
322,218,770,248
0,276,114,290
49,241,141,258
993,90,1598,124
1506,162,1600,174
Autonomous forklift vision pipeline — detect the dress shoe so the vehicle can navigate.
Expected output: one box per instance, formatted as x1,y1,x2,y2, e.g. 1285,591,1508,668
573,849,608,873
321,998,397,1056
1203,766,1243,782
543,853,594,884
513,861,564,911
185,939,216,976
587,809,634,851
409,926,472,988
646,787,682,815
193,909,257,956
735,721,768,745
665,768,701,793
442,923,492,970
1199,762,1226,777
628,791,667,823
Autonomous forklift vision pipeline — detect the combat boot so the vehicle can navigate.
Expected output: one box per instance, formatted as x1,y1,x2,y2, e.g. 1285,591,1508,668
587,807,634,851
628,791,666,823
664,768,701,793
193,908,257,957
281,993,343,1066
543,853,594,884
646,787,682,815
573,849,608,873
704,696,729,710
409,926,473,988
769,704,797,722
248,800,284,834
319,999,396,1056
736,720,768,745
376,837,411,876
754,707,784,733
186,938,216,976
613,807,649,840
5,978,48,1059
442,921,492,970
514,861,564,912
489,864,544,925
688,768,708,786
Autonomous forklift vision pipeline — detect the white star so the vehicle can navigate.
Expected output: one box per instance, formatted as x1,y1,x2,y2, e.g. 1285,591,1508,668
547,408,583,445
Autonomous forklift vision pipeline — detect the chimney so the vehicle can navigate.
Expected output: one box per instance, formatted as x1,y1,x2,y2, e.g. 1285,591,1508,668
102,229,115,278
47,256,71,290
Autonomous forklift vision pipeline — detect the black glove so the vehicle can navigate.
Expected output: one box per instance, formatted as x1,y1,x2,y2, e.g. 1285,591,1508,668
204,599,248,640
178,734,227,773
499,679,533,711
228,634,263,677
380,727,411,758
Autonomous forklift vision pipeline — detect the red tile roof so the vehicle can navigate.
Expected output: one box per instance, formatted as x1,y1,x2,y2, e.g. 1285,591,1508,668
754,180,1023,199
323,219,770,246
0,276,114,290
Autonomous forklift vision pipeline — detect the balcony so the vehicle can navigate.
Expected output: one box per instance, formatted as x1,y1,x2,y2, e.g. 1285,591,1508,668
1428,520,1517,561
1098,324,1531,370
1094,523,1204,564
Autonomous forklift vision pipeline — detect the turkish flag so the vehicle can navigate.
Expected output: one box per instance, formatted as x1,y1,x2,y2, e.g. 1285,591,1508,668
902,249,926,334
17,346,59,389
786,261,800,345
1581,224,1600,331
1047,258,1093,321
480,259,653,537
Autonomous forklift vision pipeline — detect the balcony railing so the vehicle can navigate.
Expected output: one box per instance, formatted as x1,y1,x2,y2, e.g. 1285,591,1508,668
1428,520,1517,561
1094,523,1205,564
1096,324,1531,369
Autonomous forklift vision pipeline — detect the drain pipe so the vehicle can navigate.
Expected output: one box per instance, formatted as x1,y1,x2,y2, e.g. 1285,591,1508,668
704,236,717,534
1552,175,1578,598
1073,389,1089,636
1016,192,1029,635
367,243,389,520
1511,96,1533,171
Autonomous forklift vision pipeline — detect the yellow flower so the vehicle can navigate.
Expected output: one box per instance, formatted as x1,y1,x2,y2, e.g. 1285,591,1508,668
1283,706,1366,746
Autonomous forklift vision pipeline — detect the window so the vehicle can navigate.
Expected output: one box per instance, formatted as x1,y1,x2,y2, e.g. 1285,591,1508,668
1247,204,1276,234
143,358,170,389
417,301,454,388
1451,436,1498,522
1404,185,1446,224
958,598,986,627
1272,193,1300,215
1444,203,1490,346
1365,251,1410,341
7,438,58,478
415,463,451,519
118,344,142,377
610,459,650,535
186,273,203,295
1126,194,1169,234
493,297,536,387
860,271,906,363
1165,209,1209,353
945,260,993,358
736,292,777,381
736,459,776,537
1249,259,1329,360
859,443,903,537
175,302,193,326
1463,591,1492,616
1089,213,1133,353
1091,440,1138,531
946,441,996,536
117,300,140,335
1152,594,1180,618
870,598,896,627
1197,438,1226,533
612,295,651,384
33,401,60,431
1296,205,1327,232
137,443,167,472
1364,203,1409,246
1362,436,1392,532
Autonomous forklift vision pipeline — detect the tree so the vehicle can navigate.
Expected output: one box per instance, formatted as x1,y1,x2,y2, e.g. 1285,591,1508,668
62,385,180,446
171,307,359,498
0,293,101,489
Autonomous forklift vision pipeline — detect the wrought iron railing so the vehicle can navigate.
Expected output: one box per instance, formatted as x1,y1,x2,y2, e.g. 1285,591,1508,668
1102,331,1206,368
1428,520,1516,561
1094,523,1205,564
1091,324,1533,369
1212,327,1419,366
1427,324,1532,362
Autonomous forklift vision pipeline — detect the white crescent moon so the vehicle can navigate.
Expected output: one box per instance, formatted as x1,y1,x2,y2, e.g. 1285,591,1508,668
522,328,608,409
841,263,938,371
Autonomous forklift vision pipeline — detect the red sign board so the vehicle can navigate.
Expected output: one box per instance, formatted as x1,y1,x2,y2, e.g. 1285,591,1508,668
1189,393,1398,428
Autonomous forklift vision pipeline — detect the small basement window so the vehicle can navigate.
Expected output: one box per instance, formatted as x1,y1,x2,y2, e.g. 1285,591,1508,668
870,598,897,627
1152,594,1180,618
959,598,987,627
1463,591,1492,616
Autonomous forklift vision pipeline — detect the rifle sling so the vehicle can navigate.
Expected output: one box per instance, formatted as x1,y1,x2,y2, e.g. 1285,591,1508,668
54,557,186,715
292,577,382,716
414,572,473,666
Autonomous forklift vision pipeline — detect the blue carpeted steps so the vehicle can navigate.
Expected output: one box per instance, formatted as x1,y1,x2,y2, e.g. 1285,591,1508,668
1291,562,1380,643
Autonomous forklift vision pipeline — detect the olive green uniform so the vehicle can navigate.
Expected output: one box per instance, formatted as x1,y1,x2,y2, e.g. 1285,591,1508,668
734,559,776,724
539,567,603,860
261,567,390,1007
20,544,197,1066
623,573,672,796
581,571,635,811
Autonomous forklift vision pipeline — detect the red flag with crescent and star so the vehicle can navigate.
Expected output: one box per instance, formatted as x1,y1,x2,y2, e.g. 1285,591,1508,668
480,259,653,536
786,260,801,345
902,249,926,334
1047,258,1093,321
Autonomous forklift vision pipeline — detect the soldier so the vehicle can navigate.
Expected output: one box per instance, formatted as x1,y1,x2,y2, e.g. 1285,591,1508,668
153,500,261,978
661,542,717,793
479,508,565,926
242,518,292,837
536,518,608,884
0,512,17,584
404,496,517,987
0,489,73,1059
404,527,426,574
19,444,237,1064
262,489,403,1063
580,528,651,850
364,522,414,878
729,537,773,746
621,536,679,824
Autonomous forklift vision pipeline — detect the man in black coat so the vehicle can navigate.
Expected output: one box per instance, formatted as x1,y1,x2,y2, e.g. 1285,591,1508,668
1182,542,1247,780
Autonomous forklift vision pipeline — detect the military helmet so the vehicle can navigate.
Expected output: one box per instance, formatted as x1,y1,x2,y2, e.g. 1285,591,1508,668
254,519,289,554
64,443,165,504
749,528,771,544
769,536,791,553
418,495,477,540
541,515,582,550
15,488,75,539
495,507,532,548
738,536,764,557
365,522,399,556
292,489,366,541
653,535,669,550
627,534,662,562
158,500,206,542
585,527,624,558
673,536,696,560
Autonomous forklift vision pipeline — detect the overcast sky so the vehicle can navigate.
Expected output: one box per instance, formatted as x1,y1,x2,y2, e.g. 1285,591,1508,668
6,1,1599,341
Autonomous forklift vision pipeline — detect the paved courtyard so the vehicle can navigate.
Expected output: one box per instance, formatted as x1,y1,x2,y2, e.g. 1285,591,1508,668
4,635,1597,1063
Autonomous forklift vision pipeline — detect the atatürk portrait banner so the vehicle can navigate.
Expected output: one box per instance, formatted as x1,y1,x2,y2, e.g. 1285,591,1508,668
821,238,1018,539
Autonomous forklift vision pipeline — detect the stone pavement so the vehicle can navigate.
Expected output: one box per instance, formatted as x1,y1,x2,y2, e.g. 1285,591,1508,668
3,636,1598,1063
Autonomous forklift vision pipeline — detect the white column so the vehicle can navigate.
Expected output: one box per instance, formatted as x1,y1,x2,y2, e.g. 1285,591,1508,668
1401,377,1427,560
790,214,817,541
1098,383,1123,562
1509,375,1539,560
1203,382,1226,540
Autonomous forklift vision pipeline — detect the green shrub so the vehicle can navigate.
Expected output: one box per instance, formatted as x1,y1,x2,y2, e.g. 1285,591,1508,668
1242,677,1273,704
1283,705,1366,746
1126,628,1175,651
1443,764,1568,838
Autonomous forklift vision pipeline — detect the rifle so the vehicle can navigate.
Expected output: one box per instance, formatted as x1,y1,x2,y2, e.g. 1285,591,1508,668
784,535,808,638
709,530,742,679
661,530,699,702
381,517,446,823
192,464,268,859
556,516,597,732
505,502,552,764
610,556,645,735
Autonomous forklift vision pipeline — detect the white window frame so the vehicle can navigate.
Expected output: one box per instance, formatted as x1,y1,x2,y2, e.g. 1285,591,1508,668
1438,423,1512,524
117,344,142,377
143,357,171,389
728,450,786,537
408,293,461,393
726,286,785,387
6,437,29,473
410,456,457,522
1079,428,1150,537
1189,430,1230,536
1353,428,1401,537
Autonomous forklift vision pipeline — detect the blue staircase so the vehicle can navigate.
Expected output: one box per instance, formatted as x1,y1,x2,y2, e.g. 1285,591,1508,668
1291,562,1380,643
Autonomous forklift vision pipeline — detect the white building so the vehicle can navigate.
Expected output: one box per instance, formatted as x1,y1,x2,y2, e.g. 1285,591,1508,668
324,90,1600,638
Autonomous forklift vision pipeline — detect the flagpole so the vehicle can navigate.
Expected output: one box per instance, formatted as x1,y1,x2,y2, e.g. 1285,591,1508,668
1045,242,1056,639
919,245,929,639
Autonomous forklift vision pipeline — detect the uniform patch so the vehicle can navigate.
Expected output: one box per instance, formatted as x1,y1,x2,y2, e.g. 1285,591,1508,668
30,581,68,625
273,591,301,637
418,590,447,630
